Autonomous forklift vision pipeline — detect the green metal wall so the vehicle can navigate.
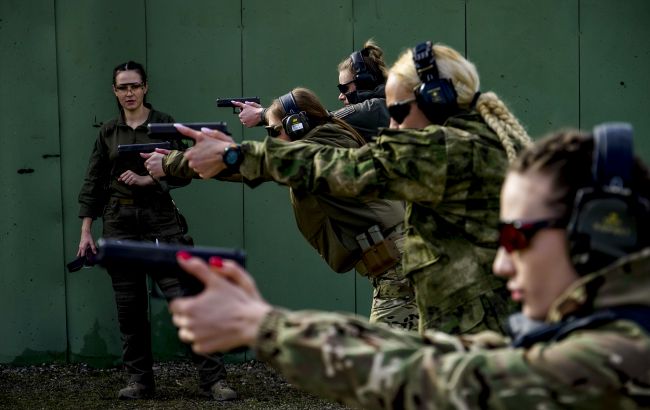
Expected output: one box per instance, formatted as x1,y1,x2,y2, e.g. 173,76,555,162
1,0,649,365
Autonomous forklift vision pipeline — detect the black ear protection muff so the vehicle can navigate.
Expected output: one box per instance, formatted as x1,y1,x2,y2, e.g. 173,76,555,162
350,50,377,90
412,41,459,125
567,122,650,274
343,50,379,105
279,92,311,140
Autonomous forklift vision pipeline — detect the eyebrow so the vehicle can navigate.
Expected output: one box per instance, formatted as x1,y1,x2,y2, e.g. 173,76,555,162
115,82,143,86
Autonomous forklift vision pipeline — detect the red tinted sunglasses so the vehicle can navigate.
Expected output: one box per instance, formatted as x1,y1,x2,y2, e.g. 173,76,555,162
498,219,565,252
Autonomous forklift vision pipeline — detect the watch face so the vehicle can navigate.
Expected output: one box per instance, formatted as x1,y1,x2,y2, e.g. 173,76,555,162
224,147,240,166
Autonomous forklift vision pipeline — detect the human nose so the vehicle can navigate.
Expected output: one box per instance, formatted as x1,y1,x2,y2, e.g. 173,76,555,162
492,247,515,278
389,118,400,129
338,92,346,102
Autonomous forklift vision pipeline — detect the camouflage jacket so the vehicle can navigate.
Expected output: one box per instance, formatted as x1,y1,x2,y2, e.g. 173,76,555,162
255,248,650,409
239,112,511,311
163,123,404,273
286,123,404,273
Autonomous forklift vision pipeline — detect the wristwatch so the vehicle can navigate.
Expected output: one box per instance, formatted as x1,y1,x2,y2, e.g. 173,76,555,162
223,144,243,170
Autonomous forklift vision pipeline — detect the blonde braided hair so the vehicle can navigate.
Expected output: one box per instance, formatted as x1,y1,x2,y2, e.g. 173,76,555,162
390,43,532,162
476,92,532,162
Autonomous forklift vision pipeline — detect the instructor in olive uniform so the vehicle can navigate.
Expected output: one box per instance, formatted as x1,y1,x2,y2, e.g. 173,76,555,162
76,61,236,401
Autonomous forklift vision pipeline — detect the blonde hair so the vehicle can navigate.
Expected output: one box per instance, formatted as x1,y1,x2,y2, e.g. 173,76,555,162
390,43,532,162
337,39,388,85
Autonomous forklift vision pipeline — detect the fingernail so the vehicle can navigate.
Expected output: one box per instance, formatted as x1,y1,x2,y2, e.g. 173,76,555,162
201,127,212,132
208,256,223,268
177,251,192,260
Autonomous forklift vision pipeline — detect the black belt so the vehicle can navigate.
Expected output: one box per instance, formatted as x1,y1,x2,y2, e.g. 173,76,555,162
109,196,164,206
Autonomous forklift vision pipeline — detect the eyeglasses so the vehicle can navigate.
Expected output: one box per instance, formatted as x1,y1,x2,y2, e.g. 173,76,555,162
498,218,565,253
337,80,355,94
265,124,283,138
114,82,145,94
387,98,416,124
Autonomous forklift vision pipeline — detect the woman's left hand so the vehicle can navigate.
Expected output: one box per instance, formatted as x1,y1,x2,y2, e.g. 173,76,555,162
118,170,156,186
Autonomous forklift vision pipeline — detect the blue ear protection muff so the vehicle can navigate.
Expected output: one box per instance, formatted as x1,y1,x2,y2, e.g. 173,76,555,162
412,41,459,125
567,122,650,274
279,92,311,140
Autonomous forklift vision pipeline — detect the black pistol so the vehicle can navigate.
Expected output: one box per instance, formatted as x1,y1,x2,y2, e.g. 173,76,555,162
147,122,230,140
117,141,171,155
68,238,246,298
216,97,261,113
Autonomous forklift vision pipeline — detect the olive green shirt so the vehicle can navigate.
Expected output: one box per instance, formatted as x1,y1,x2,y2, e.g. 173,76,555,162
78,107,190,218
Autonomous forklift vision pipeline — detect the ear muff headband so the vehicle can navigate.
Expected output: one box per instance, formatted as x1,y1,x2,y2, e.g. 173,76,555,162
567,122,645,273
412,41,458,125
278,91,310,140
350,50,377,90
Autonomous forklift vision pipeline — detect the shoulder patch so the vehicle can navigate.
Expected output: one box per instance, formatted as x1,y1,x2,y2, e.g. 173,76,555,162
333,105,357,119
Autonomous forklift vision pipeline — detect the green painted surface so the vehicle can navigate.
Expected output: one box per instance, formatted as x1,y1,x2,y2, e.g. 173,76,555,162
467,0,580,139
0,0,67,364
580,0,650,162
2,0,649,366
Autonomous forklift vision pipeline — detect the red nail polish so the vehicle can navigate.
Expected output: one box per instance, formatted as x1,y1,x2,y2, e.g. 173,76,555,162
209,256,223,268
177,251,192,260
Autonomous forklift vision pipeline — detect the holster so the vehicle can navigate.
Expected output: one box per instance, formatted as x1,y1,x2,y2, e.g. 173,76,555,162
360,237,400,278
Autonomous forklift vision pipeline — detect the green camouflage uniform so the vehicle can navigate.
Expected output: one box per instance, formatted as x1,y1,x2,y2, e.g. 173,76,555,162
238,111,517,333
254,248,650,409
163,124,419,331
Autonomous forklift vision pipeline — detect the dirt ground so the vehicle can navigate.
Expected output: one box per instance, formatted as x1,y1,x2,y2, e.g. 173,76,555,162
0,360,351,409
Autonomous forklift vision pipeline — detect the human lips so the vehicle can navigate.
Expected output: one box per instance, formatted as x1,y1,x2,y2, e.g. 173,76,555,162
507,282,524,302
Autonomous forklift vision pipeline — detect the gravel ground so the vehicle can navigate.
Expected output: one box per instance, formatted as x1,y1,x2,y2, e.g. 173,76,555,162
0,360,351,409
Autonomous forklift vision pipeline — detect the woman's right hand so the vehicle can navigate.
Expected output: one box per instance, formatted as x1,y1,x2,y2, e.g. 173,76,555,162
78,218,97,257
233,100,264,128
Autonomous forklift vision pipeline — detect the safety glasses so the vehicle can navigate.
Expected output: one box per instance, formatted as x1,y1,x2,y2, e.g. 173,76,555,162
387,98,416,124
498,219,565,253
337,80,355,94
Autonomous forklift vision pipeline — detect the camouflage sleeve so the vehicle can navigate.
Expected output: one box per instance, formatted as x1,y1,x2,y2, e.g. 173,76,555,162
254,310,647,409
240,129,448,204
162,150,200,179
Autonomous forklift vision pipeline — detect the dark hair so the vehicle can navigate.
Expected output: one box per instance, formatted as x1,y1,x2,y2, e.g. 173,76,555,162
337,39,388,88
268,87,366,146
112,60,148,115
112,60,147,85
510,129,650,221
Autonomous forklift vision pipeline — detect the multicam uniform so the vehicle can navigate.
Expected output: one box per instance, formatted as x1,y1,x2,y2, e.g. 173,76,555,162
254,248,650,409
238,111,517,333
163,123,419,330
